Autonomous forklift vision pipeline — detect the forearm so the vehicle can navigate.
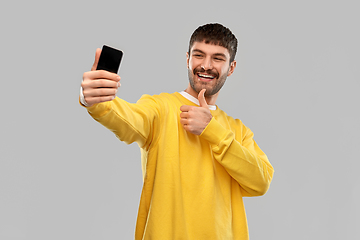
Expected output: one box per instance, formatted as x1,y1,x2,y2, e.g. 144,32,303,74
200,118,274,196
83,96,157,148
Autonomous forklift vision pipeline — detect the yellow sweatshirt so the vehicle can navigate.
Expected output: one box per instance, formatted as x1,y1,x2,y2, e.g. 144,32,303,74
83,92,274,240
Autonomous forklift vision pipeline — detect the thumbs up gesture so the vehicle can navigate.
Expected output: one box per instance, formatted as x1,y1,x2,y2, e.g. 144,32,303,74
180,89,213,135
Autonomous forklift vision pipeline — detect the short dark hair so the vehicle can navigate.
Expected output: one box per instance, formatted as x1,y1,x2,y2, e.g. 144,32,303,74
188,23,238,63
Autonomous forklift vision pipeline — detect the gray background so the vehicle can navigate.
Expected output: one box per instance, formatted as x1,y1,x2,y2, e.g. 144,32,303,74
1,0,359,239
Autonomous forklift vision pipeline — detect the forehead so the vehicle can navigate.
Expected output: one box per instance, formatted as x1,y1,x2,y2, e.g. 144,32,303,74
190,41,230,58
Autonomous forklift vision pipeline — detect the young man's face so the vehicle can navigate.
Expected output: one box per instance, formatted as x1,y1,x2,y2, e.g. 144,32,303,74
187,41,236,97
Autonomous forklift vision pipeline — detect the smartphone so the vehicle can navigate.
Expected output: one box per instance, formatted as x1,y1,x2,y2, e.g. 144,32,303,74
96,45,123,74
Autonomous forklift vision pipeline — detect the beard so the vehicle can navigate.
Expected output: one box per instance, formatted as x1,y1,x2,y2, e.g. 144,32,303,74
188,66,229,97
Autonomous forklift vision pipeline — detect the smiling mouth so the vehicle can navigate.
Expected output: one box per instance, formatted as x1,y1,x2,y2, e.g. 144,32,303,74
197,73,216,81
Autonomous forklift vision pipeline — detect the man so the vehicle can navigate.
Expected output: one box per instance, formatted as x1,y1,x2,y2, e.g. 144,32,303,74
80,23,274,240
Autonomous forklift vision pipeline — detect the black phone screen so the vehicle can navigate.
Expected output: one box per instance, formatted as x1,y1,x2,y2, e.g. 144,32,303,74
96,45,123,73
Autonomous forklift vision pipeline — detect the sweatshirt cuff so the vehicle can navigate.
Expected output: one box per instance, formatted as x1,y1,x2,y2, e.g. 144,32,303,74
78,98,111,119
200,117,234,146
79,87,90,107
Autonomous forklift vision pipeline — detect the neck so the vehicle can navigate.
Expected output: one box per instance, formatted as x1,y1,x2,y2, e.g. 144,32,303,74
184,83,219,105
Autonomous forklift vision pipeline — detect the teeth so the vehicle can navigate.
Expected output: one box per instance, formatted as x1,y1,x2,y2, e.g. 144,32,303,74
198,74,214,79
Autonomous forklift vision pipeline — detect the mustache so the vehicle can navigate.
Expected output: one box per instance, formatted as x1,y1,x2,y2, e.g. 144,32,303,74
193,67,219,79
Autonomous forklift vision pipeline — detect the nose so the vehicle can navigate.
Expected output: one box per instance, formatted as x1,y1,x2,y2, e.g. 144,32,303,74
201,57,212,70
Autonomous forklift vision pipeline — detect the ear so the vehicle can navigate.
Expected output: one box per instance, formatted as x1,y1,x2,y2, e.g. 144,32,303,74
227,60,237,77
186,52,190,69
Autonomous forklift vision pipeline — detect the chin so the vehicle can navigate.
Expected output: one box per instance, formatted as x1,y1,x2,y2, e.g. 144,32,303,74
194,85,215,96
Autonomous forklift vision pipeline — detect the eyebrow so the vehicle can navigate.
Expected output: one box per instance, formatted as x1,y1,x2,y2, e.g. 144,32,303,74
192,49,227,58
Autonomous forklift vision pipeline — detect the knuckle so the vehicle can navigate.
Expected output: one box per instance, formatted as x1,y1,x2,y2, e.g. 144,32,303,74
84,96,93,104
82,71,90,80
98,96,106,103
81,80,91,89
187,126,194,132
98,70,107,77
98,79,106,86
99,88,107,96
82,89,89,96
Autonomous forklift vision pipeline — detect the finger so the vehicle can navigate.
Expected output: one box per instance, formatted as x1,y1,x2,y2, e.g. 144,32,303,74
198,89,208,108
91,48,102,71
90,70,120,82
81,78,119,92
84,87,118,97
180,105,192,112
180,112,189,119
90,79,120,88
180,118,188,126
83,71,121,89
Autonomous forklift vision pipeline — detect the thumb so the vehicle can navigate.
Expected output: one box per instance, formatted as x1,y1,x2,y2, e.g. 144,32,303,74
91,48,102,71
198,89,209,108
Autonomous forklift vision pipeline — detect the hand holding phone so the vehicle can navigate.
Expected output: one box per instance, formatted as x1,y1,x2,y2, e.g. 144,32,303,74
96,45,123,74
82,46,123,106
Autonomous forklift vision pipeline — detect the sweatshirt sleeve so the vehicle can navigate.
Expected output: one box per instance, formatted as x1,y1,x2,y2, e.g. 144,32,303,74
83,95,160,149
200,117,274,197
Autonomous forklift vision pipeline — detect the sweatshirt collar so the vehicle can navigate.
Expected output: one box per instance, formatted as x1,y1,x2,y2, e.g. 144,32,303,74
179,91,217,110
